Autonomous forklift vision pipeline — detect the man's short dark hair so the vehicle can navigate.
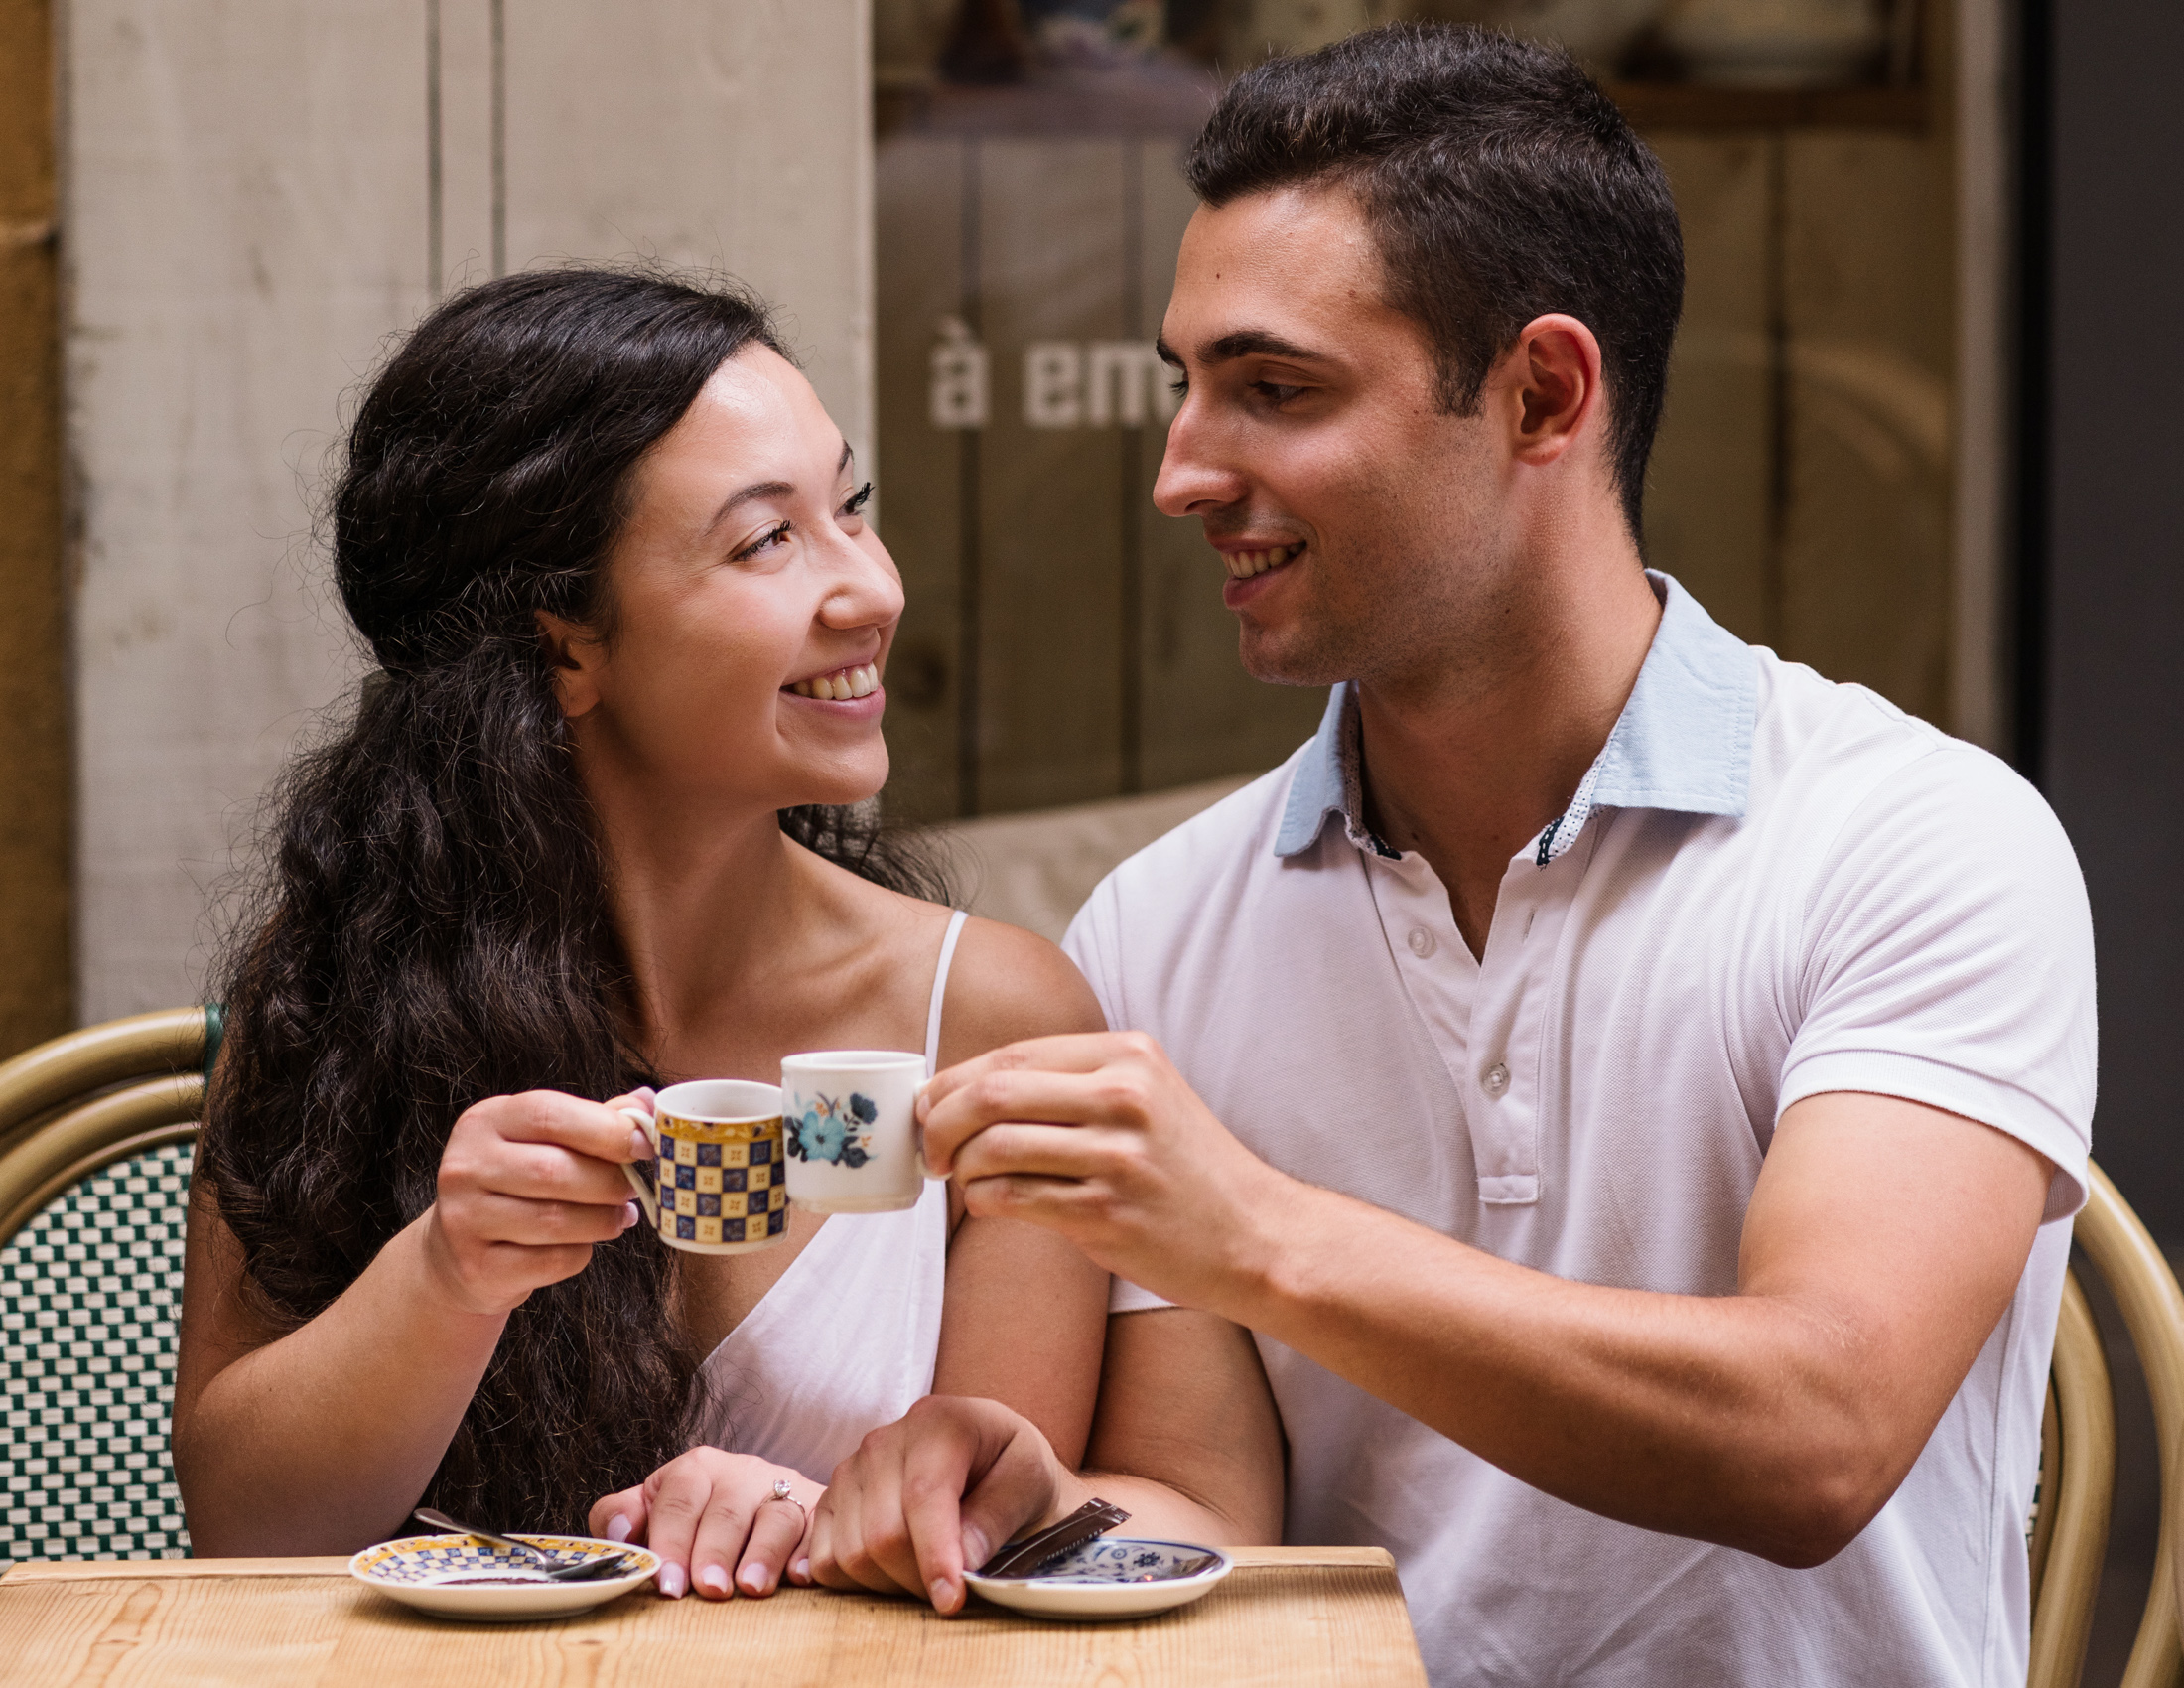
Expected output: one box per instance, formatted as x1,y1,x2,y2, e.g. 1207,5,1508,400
1186,24,1685,537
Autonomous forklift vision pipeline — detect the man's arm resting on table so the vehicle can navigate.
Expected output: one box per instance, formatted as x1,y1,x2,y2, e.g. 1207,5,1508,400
923,1035,2056,1569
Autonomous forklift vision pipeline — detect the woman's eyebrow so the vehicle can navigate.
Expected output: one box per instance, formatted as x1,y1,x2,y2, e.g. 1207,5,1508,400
704,480,793,533
701,442,852,535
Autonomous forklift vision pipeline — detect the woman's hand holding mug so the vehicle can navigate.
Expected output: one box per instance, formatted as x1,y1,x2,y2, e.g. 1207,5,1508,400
419,1086,656,1317
590,1449,820,1601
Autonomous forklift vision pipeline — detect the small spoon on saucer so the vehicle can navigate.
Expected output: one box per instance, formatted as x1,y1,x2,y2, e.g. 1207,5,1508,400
409,1507,632,1582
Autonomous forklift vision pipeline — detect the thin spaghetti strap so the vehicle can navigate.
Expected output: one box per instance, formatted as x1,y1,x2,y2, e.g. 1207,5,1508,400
925,909,970,1077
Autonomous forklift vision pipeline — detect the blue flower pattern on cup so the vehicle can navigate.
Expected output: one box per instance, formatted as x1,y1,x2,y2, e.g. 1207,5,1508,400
786,1090,880,1168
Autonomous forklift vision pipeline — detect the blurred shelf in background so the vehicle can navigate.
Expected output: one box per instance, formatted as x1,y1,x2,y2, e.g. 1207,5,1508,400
1605,80,1926,130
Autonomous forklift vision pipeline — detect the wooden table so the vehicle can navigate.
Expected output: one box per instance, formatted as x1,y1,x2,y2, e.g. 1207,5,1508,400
0,1546,1428,1686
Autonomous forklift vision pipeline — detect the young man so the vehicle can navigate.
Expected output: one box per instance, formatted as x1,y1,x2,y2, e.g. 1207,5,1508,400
810,26,2094,1685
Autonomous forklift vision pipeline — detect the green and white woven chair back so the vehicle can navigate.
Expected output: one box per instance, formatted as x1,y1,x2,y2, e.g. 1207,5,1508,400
1,1142,193,1561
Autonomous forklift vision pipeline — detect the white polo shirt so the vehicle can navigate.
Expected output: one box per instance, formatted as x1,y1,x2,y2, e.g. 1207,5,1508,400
1066,574,2095,1688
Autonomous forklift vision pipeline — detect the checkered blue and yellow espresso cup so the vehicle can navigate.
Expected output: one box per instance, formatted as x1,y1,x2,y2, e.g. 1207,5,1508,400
618,1079,788,1254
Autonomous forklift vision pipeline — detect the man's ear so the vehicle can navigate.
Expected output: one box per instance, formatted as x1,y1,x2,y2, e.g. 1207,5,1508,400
535,609,606,719
1504,312,1604,469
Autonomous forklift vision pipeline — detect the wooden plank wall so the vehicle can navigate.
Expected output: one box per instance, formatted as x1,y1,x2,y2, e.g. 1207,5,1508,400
0,0,68,1062
65,0,875,1023
878,114,1959,822
875,135,1329,825
1648,130,1955,728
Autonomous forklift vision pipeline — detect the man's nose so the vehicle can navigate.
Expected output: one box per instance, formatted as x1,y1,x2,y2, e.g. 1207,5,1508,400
1153,399,1248,518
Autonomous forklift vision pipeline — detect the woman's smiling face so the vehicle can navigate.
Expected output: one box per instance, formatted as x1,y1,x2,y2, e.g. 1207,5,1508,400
546,345,902,816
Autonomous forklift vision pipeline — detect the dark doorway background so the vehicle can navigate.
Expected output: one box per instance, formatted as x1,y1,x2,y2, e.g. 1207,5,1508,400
2027,0,2184,1242
2021,0,2184,1676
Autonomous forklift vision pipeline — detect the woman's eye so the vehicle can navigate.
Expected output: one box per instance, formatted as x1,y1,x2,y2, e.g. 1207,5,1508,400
734,520,792,561
839,482,875,520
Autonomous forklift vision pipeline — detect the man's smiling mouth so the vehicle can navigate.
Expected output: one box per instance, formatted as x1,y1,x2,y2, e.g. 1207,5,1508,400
785,662,880,701
1224,543,1303,581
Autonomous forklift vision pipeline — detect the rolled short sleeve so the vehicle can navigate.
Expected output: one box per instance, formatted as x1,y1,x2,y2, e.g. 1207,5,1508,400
1064,881,1178,1315
1777,745,2097,1221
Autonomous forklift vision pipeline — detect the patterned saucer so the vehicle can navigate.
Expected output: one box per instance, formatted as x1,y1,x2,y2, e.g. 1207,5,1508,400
964,1537,1233,1620
349,1533,660,1621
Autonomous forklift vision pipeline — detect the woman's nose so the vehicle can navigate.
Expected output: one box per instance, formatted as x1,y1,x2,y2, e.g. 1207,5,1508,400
818,535,905,631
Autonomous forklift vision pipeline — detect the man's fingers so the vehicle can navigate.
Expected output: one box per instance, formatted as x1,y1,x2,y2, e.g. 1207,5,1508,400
896,1426,982,1613
954,1431,1071,1605
921,1069,1148,1175
920,1034,1148,1114
802,1490,836,1589
946,1121,1128,1187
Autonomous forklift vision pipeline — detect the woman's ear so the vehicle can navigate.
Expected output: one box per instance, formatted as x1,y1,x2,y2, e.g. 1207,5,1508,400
535,610,606,719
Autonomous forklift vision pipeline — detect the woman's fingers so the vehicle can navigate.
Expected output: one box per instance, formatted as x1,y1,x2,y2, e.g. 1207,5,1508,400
589,1483,649,1544
687,1486,758,1601
475,1139,640,1206
460,1190,632,1247
642,1464,716,1600
735,1493,811,1598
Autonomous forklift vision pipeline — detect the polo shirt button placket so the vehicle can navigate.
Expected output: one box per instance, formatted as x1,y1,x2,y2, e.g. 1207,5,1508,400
1408,926,1435,958
1482,1061,1509,1097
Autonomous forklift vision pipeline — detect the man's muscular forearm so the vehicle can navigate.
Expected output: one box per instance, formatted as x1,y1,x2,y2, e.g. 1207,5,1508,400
926,1039,2053,1568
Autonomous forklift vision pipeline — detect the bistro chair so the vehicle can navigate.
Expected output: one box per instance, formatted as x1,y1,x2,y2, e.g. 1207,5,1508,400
0,1006,216,1562
2030,1163,2184,1688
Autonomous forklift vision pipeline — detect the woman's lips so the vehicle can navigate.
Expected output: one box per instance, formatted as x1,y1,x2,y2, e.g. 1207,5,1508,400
784,662,880,701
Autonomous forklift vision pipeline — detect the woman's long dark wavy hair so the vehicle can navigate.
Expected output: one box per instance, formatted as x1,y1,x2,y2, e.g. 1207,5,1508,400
201,268,946,1532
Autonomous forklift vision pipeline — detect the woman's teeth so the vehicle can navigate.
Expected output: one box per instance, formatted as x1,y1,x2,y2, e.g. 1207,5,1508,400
788,663,880,701
1225,543,1302,580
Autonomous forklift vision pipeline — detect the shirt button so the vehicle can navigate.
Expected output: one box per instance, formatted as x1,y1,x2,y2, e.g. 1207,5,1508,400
1407,927,1436,958
1483,1061,1510,1097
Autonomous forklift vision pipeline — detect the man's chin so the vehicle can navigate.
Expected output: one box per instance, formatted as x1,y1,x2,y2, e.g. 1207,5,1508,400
1238,629,1350,690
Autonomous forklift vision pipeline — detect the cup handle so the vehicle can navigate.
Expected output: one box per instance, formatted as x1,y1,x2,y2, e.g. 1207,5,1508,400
619,1107,660,1224
914,1081,939,1181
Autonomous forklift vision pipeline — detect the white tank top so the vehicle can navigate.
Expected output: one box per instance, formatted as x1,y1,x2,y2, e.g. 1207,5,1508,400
689,910,966,1483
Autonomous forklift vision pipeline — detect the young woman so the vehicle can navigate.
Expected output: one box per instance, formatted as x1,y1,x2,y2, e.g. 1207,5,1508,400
175,269,1109,1602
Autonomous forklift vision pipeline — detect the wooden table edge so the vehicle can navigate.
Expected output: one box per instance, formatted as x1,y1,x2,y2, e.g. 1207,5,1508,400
0,1544,1398,1584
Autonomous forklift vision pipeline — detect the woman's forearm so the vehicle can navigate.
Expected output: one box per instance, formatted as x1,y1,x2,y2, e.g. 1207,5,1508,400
175,1213,506,1555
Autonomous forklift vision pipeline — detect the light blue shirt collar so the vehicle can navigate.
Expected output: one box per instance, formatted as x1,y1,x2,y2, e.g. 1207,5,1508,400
1274,571,1757,861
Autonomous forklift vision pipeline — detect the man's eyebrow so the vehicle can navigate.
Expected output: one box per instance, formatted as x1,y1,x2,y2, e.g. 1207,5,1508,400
703,440,855,535
1199,329,1328,365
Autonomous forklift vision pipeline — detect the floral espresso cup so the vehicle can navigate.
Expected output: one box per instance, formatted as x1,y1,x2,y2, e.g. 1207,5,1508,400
779,1051,936,1214
619,1079,788,1254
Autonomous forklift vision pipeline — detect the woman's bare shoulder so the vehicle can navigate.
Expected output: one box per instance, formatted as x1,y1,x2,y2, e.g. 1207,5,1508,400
936,914,1106,1064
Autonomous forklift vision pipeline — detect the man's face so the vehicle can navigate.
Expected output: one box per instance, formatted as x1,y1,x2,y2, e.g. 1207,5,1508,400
1154,184,1511,691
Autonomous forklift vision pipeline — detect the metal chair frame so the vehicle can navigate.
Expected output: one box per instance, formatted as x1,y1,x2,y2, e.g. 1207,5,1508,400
2031,1163,2184,1688
0,1009,211,1249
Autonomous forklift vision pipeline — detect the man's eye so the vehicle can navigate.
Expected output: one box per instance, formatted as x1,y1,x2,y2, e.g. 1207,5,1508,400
735,521,792,561
1253,381,1305,405
1167,376,1189,400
